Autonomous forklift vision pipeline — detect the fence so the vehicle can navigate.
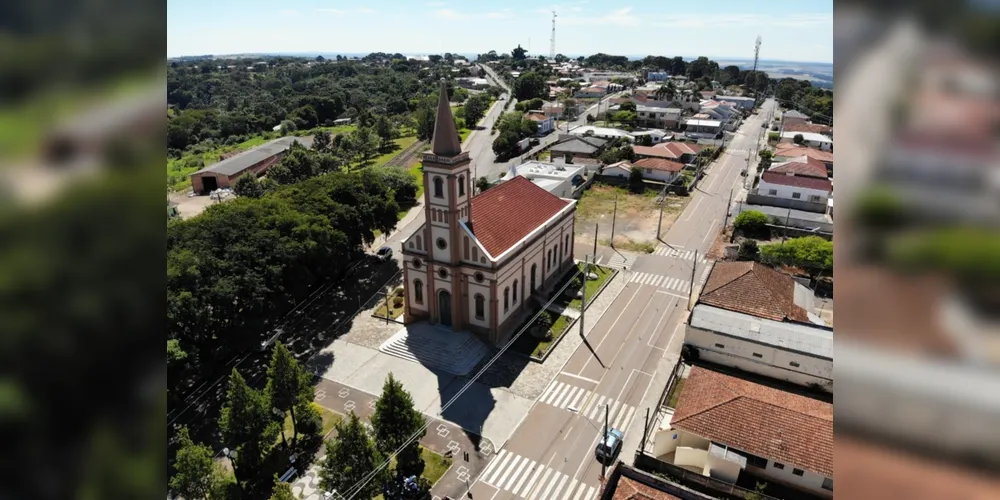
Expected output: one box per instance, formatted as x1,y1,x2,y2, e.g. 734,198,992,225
634,454,783,500
641,359,683,452
746,193,828,214
384,139,428,168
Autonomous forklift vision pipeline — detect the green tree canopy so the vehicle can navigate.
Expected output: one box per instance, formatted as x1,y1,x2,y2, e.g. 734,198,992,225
319,412,387,499
371,373,427,478
265,342,312,447
733,210,769,235
233,173,266,198
513,71,547,101
760,236,833,277
170,426,227,500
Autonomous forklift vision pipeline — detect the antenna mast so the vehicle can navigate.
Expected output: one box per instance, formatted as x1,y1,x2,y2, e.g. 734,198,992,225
751,35,762,98
550,11,557,59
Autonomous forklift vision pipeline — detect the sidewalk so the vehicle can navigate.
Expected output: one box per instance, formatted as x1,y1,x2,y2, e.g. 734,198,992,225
291,377,496,500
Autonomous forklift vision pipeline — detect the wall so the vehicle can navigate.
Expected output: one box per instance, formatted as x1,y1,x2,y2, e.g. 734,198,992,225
406,265,431,315
751,461,833,498
465,272,493,329
705,454,742,483
755,179,830,205
746,192,829,214
640,168,680,184
685,325,833,389
674,447,708,471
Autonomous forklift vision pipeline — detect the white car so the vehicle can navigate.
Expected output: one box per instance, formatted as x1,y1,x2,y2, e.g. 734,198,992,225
376,246,393,261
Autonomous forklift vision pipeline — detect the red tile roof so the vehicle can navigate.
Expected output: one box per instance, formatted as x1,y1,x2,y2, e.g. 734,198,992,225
526,112,550,122
634,157,684,172
672,367,833,477
660,142,702,157
632,146,675,159
469,176,571,257
760,171,833,191
772,144,834,163
611,475,682,500
700,261,811,322
782,122,833,135
768,156,829,178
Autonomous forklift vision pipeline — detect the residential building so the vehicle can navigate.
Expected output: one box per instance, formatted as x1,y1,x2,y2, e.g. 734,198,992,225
630,129,670,144
683,119,723,138
636,106,682,129
779,131,833,151
781,109,810,126
653,366,833,497
581,70,635,82
599,462,716,500
782,122,833,137
772,144,833,175
699,100,741,130
189,136,313,194
549,134,608,161
699,90,717,100
526,111,555,136
567,125,634,141
575,86,607,98
332,117,352,126
632,157,685,184
687,261,833,389
757,156,833,206
715,95,755,110
633,141,702,164
645,71,669,81
501,161,587,199
457,77,490,89
401,81,578,346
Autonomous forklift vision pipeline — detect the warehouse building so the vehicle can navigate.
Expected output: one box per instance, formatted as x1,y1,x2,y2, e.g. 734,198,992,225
189,136,312,194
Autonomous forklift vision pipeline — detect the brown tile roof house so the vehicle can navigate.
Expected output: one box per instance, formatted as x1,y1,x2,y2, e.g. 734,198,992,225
782,122,833,135
526,112,549,122
632,145,675,159
760,171,833,191
601,462,715,500
634,142,702,161
700,261,811,322
634,157,684,172
772,144,834,164
671,366,834,478
767,156,829,178
468,176,571,256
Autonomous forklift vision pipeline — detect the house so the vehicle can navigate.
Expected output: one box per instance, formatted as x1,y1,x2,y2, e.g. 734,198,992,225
600,160,634,180
568,125,633,141
683,119,723,138
636,106,682,129
549,134,609,161
542,103,565,119
781,109,810,126
599,462,716,500
630,129,670,144
779,131,833,151
401,81,578,346
526,111,555,136
772,144,833,175
653,366,833,497
501,161,588,199
715,95,755,110
699,100,740,130
634,141,702,164
645,71,669,81
333,117,352,126
687,261,833,389
189,136,313,194
782,122,833,137
575,86,607,98
632,157,685,184
458,77,490,89
757,156,833,206
699,90,717,100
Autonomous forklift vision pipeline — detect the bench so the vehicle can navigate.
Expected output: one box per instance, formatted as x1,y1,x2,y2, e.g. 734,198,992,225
279,467,297,483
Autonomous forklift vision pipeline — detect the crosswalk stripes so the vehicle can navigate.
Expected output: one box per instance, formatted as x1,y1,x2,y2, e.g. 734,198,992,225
580,395,637,431
698,264,712,284
478,449,598,500
605,251,637,270
629,272,691,294
540,380,593,411
650,247,707,261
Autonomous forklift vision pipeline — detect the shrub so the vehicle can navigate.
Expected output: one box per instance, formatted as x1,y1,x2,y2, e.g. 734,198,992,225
767,131,780,142
737,240,760,261
793,133,804,144
733,210,769,234
392,297,403,308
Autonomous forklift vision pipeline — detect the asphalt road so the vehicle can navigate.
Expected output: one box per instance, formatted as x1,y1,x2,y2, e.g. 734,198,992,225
463,101,777,500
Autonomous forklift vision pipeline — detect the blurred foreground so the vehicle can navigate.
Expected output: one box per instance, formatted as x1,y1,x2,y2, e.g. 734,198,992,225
835,1,1000,498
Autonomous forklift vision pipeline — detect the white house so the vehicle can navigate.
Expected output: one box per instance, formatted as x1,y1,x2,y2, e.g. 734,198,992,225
758,156,833,205
401,81,578,347
715,95,755,110
526,112,554,136
568,125,633,141
501,161,587,199
653,366,833,497
686,261,833,390
630,129,670,144
780,131,833,151
601,158,683,184
635,105,682,129
683,119,723,138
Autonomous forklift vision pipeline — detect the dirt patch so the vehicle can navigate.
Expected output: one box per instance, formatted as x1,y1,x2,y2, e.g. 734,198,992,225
575,183,691,249
168,190,232,220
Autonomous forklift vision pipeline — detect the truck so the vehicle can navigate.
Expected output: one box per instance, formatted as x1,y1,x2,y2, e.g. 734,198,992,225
517,137,530,152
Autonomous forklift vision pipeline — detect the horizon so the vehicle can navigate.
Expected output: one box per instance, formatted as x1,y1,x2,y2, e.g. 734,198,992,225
168,0,833,63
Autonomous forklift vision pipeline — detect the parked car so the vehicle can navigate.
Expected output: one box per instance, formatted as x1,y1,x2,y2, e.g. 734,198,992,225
595,427,624,464
376,246,393,261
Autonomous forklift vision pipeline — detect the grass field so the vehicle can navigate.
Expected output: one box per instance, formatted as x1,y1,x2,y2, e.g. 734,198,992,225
372,447,453,499
569,264,614,311
167,134,280,191
511,310,572,358
276,403,342,446
575,183,659,221
373,287,406,319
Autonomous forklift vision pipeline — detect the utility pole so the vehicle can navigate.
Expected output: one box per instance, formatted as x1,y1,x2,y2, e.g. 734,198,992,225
385,288,391,324
751,35,762,100
593,223,598,260
782,207,792,243
687,250,698,310
610,196,618,247
602,404,609,479
722,188,734,227
579,254,589,337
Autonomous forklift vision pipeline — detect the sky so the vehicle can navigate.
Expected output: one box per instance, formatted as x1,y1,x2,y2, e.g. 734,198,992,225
167,0,833,63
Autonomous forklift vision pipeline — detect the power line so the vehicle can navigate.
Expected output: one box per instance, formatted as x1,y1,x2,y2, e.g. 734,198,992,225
337,265,589,499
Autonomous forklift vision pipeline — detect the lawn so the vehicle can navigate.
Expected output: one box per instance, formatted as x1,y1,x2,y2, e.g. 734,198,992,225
575,183,659,221
276,403,342,446
409,162,424,199
666,377,686,408
373,287,406,320
600,237,656,254
511,309,573,358
167,134,282,190
373,447,453,499
568,263,614,311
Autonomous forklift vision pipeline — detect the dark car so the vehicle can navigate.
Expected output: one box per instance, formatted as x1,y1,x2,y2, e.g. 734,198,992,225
595,428,624,464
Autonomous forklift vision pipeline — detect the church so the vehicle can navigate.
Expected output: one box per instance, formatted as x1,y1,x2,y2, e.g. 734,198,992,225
401,80,579,347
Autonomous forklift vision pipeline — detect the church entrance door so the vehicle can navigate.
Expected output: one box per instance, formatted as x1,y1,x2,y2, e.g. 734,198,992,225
438,290,452,327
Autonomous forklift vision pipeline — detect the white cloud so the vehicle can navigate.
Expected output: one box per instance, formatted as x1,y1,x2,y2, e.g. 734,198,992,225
559,7,639,27
356,7,377,14
280,9,299,17
653,13,831,29
435,8,467,20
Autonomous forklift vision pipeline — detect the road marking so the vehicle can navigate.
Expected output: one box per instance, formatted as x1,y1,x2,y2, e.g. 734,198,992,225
514,464,542,496
683,196,704,221
702,218,718,246
481,449,509,484
526,468,553,500
539,471,562,500
561,372,599,384
582,287,645,372
502,456,529,491
492,454,521,488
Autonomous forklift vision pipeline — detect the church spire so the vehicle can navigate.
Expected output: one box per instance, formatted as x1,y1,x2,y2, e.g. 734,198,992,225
431,78,463,157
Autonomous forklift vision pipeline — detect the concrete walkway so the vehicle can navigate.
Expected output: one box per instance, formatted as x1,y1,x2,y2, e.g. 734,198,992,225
546,302,581,320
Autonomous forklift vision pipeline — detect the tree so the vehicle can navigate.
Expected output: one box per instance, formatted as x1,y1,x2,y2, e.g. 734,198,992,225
611,110,636,126
218,369,277,483
760,236,833,277
313,130,332,152
744,482,769,500
319,412,387,499
767,131,780,142
511,44,527,60
376,115,395,150
265,342,311,448
492,130,520,161
233,173,266,198
513,71,548,101
170,426,227,500
737,240,760,261
733,210,769,236
635,134,653,146
619,101,636,112
371,373,427,479
463,93,490,129
793,133,804,145
268,476,296,500
352,126,380,166
476,176,491,193
628,167,646,193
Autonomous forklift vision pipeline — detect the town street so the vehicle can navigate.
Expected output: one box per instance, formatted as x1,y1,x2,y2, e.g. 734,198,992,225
464,100,776,500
